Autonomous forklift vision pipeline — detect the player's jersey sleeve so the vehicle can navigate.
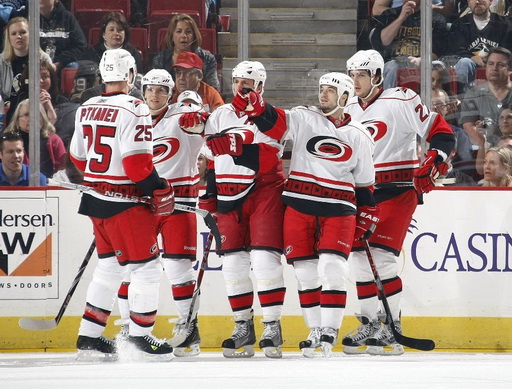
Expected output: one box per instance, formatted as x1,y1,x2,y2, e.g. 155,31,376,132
351,122,376,188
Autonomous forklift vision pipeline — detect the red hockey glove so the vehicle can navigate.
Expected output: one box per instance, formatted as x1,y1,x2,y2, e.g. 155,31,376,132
179,112,209,134
206,133,243,156
151,184,175,216
413,150,449,194
198,193,217,213
354,205,380,241
231,88,265,118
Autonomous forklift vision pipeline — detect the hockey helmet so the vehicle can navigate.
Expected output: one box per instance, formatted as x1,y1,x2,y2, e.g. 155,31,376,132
99,48,137,84
177,90,203,105
319,72,354,108
141,68,175,93
346,49,384,78
232,60,267,91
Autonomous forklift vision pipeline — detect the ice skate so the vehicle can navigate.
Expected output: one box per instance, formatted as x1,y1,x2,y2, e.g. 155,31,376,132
341,315,381,355
128,334,174,361
366,320,404,356
320,327,338,357
76,335,118,361
299,327,322,358
170,318,201,357
222,317,256,358
259,320,283,358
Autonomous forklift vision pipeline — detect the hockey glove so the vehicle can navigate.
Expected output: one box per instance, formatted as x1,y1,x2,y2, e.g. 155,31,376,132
413,150,449,194
179,112,209,134
354,205,380,241
206,133,243,156
151,183,175,216
198,193,217,213
231,88,266,118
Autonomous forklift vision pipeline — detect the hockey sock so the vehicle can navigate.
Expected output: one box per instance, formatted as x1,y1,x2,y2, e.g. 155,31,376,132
318,253,348,329
294,258,321,328
163,257,195,319
222,252,254,318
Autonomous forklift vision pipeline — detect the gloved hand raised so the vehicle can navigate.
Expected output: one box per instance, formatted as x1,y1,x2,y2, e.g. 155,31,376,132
179,112,209,134
231,88,266,118
413,150,449,194
354,205,380,241
206,132,243,156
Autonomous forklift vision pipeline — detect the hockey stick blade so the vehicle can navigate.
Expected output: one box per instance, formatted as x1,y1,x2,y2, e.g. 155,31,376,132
48,179,222,250
362,240,436,351
19,240,96,331
169,231,213,347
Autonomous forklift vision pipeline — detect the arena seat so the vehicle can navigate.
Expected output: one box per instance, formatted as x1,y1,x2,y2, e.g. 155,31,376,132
72,0,131,19
60,67,78,98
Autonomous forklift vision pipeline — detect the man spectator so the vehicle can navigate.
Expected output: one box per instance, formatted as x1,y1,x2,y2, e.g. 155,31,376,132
460,47,512,147
170,52,224,112
370,0,449,89
450,0,512,93
0,132,47,186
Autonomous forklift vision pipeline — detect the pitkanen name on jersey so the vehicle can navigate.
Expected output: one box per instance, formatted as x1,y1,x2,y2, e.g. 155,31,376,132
78,107,120,122
0,210,53,227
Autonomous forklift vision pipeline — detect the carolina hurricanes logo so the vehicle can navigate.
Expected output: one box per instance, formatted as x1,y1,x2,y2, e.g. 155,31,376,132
362,120,387,142
306,136,352,162
153,136,180,164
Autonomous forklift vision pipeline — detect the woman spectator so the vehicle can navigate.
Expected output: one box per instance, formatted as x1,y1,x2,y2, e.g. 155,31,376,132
18,60,68,125
481,146,512,187
152,13,220,91
0,16,53,124
3,98,66,178
39,0,86,73
80,11,143,74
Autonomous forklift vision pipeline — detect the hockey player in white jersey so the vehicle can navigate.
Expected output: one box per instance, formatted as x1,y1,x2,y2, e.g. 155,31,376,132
70,49,174,360
115,69,206,357
342,49,455,355
231,72,378,357
180,61,287,358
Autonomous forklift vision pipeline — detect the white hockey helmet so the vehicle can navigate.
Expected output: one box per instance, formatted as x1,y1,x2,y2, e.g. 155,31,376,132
177,90,203,105
318,72,354,116
100,48,137,85
346,49,384,78
232,60,267,91
141,68,175,92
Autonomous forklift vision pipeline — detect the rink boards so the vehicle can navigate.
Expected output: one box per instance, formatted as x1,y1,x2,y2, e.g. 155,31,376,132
0,187,511,351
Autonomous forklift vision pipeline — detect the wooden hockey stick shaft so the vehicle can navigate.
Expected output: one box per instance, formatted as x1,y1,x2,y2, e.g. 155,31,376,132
362,239,435,351
19,239,96,331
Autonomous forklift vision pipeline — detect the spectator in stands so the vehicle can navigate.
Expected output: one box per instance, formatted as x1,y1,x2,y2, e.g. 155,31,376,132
494,103,512,140
52,147,84,184
0,0,27,52
449,0,512,93
498,134,512,147
39,0,87,73
3,99,66,178
0,16,53,124
18,60,69,125
152,13,220,91
196,145,210,187
460,47,512,147
80,11,143,74
373,0,456,17
170,52,224,111
370,0,449,88
481,146,512,186
0,131,47,186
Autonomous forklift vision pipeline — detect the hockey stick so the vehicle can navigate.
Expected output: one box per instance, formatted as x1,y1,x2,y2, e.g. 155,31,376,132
362,239,436,351
47,179,222,250
168,229,214,347
19,239,96,330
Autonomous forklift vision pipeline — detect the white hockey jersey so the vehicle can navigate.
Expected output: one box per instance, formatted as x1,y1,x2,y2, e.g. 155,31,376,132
152,103,204,206
345,87,440,186
273,105,375,216
204,103,284,212
70,92,153,209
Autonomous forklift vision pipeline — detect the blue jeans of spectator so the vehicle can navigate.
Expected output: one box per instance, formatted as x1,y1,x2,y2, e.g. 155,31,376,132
455,57,476,91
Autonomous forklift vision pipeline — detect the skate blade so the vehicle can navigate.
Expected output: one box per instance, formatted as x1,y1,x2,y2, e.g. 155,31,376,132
222,345,255,358
342,345,368,355
173,344,200,357
262,345,282,359
301,347,323,358
367,344,404,356
321,341,335,358
76,349,118,362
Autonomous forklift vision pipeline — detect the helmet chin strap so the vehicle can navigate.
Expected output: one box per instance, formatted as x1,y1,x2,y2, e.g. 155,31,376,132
321,96,343,117
361,76,383,100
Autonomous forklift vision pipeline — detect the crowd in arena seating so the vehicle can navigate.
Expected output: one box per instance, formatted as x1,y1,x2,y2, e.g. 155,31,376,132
0,0,511,187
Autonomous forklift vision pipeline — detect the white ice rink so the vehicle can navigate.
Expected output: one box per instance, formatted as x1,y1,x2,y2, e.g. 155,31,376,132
2,351,512,389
